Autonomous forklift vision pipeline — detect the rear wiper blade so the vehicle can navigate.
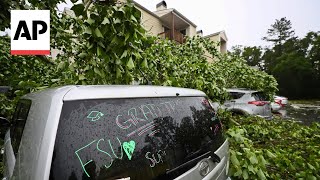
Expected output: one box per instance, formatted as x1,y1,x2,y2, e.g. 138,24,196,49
166,151,221,175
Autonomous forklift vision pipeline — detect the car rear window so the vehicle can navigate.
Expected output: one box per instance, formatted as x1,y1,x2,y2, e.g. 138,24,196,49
228,92,245,99
49,96,225,180
252,92,267,101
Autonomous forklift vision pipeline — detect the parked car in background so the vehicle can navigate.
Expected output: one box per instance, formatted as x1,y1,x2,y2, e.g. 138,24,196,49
223,88,272,119
271,102,281,112
274,95,288,107
1,85,230,180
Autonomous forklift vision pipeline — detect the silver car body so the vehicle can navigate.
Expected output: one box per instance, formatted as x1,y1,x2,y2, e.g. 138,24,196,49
274,95,288,106
224,88,272,119
3,85,229,180
271,102,281,112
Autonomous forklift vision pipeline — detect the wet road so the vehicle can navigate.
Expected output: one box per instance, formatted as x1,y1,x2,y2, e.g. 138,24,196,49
274,103,320,125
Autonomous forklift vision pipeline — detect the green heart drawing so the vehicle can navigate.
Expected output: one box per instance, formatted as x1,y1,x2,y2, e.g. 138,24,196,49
123,140,136,160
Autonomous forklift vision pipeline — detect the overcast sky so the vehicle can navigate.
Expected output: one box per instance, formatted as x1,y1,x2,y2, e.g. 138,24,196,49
38,0,320,50
135,0,320,49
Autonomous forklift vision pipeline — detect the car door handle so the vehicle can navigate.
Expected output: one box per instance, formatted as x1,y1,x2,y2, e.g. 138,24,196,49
230,100,236,103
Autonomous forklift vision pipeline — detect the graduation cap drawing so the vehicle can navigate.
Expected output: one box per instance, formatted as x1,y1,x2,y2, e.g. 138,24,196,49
87,111,104,122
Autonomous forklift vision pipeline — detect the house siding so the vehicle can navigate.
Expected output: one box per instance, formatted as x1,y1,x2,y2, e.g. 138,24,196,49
136,6,163,35
187,25,197,37
204,34,221,63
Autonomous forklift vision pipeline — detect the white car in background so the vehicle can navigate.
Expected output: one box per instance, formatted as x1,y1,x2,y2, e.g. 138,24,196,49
274,95,289,107
271,102,281,112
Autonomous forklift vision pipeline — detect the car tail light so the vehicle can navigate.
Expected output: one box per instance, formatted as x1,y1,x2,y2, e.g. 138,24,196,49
248,101,268,106
275,99,283,107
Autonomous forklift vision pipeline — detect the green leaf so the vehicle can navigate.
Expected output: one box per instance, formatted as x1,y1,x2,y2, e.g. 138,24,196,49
57,61,66,70
116,58,121,65
249,154,258,164
230,153,240,166
79,52,87,58
114,18,121,24
94,67,102,76
71,4,84,17
79,74,86,80
69,63,75,72
242,169,249,179
51,79,60,82
116,67,121,78
257,169,266,180
258,155,267,166
86,18,95,25
248,165,254,173
95,28,103,38
120,50,128,59
102,17,110,25
234,169,242,177
306,175,317,180
307,163,315,170
141,59,148,68
266,150,276,158
98,42,105,48
130,15,137,22
84,27,92,34
97,46,103,57
126,57,135,70
125,33,130,41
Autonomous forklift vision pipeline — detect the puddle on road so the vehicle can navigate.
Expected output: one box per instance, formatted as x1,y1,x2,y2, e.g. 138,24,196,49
274,105,320,125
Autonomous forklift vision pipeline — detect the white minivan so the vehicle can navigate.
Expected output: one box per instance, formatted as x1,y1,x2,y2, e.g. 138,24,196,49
1,85,229,180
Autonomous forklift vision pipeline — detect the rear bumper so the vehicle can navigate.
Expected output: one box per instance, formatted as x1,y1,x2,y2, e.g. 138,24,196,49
175,139,230,180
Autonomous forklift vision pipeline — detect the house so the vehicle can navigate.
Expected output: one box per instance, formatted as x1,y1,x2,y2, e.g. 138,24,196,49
203,31,228,62
133,0,227,57
53,1,227,62
134,1,197,44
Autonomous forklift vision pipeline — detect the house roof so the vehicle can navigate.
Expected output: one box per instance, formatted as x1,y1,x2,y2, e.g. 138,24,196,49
203,30,228,41
154,8,197,28
133,0,197,28
133,0,160,19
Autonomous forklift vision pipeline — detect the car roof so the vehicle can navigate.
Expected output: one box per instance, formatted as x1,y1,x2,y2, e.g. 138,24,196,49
22,85,206,101
226,88,258,93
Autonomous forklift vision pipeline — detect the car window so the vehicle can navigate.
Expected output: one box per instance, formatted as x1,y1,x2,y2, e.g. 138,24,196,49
228,92,245,99
252,92,267,101
50,96,225,180
10,99,32,154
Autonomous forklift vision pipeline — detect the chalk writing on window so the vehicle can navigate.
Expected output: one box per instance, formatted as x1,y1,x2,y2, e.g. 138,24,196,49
145,150,166,168
87,111,104,122
75,137,127,178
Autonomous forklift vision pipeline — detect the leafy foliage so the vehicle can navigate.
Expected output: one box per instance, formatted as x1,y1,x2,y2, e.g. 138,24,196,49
220,111,320,179
0,37,55,117
231,46,264,70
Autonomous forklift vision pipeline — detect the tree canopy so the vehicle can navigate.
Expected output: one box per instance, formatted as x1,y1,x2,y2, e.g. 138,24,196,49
231,17,320,99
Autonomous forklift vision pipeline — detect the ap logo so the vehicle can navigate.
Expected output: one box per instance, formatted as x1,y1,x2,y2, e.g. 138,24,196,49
11,10,50,55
